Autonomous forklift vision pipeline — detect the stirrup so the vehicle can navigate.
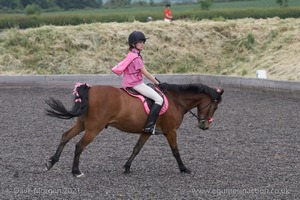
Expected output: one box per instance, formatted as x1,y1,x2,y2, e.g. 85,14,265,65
144,125,156,135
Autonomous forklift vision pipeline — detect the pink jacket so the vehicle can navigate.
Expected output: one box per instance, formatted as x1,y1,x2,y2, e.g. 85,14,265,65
112,50,140,76
112,49,145,87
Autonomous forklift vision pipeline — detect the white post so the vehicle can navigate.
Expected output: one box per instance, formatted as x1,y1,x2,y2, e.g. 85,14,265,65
256,70,267,79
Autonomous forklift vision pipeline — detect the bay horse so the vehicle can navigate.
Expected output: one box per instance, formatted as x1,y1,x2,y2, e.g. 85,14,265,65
44,82,224,178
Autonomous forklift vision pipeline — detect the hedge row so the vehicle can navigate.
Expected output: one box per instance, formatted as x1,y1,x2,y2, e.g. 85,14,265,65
1,7,300,29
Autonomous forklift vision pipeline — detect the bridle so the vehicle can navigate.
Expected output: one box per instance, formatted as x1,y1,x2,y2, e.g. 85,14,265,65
198,100,215,123
164,89,215,123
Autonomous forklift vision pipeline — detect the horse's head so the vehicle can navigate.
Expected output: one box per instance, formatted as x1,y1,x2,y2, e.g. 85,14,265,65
197,87,224,130
159,83,224,131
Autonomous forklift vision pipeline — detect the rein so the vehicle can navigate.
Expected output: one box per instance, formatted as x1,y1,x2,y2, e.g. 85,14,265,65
163,88,213,122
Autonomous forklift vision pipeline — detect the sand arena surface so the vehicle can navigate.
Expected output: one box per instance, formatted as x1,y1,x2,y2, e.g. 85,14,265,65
0,86,299,199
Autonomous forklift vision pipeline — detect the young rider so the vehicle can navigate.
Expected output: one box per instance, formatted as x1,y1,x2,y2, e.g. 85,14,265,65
113,31,163,134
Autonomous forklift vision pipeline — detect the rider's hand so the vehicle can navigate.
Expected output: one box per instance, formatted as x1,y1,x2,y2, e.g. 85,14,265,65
155,77,161,86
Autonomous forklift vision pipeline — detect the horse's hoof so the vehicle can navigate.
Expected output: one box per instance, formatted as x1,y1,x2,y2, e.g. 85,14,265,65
44,161,52,172
180,168,191,174
123,169,131,174
73,172,85,178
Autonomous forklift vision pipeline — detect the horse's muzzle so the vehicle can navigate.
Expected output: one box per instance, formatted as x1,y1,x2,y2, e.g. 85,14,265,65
198,121,209,130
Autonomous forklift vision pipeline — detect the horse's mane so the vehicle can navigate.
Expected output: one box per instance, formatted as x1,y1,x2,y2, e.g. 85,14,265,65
160,83,222,102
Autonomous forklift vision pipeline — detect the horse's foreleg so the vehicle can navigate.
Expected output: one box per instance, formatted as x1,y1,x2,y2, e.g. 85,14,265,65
123,133,151,174
164,131,191,174
45,118,84,171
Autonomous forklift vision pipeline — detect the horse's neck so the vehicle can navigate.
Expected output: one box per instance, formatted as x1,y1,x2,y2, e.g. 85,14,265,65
170,92,209,110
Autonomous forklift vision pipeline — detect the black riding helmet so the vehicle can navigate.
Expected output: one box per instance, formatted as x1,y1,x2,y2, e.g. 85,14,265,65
128,31,147,45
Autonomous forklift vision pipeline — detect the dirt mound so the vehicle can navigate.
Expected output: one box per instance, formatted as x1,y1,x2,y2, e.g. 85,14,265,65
0,18,299,81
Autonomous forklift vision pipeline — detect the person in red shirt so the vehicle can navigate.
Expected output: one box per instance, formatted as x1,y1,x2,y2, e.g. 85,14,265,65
164,4,173,22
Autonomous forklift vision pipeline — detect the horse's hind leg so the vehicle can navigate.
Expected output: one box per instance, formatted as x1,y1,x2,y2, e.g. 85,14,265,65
123,133,151,174
45,118,84,171
72,127,103,178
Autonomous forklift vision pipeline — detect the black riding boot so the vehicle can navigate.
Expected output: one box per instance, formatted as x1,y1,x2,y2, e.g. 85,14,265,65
143,103,162,134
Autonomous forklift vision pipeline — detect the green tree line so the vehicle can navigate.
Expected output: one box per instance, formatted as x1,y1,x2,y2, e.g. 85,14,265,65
0,0,158,11
0,0,103,10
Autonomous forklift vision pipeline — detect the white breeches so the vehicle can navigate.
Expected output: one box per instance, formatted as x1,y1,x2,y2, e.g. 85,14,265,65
133,83,163,105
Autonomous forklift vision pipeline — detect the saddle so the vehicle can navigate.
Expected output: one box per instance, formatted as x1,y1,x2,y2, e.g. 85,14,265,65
122,84,169,116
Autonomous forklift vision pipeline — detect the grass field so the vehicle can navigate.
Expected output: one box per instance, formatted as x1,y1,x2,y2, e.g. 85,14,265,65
3,0,300,16
46,0,300,13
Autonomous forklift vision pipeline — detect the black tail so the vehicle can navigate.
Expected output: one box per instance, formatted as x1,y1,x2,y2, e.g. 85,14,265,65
45,83,90,119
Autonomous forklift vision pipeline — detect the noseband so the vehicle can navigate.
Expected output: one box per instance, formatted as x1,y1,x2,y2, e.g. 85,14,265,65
198,100,214,123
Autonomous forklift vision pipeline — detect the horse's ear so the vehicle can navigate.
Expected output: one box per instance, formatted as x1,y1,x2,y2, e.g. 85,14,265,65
216,88,224,95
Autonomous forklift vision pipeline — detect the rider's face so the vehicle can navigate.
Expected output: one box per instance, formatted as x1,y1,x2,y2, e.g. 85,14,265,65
135,41,145,50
